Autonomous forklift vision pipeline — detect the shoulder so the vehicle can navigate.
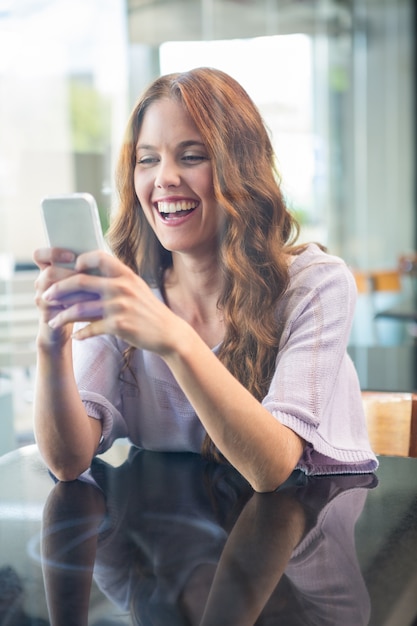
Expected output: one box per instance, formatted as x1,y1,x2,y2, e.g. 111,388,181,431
287,243,356,294
289,242,352,276
277,243,357,334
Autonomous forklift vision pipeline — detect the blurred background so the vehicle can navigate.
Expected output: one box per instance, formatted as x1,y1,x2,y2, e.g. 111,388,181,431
0,0,415,452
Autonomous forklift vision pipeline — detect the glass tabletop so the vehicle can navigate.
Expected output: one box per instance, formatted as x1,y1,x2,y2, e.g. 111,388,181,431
1,444,417,625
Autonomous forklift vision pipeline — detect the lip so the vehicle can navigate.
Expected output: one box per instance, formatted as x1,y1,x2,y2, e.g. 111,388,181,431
153,195,199,206
153,196,199,225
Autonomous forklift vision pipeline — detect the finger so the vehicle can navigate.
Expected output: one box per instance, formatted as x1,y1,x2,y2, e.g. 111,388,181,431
45,290,102,309
48,298,105,329
33,247,51,269
34,265,78,301
42,270,102,303
33,247,76,269
34,297,67,325
72,320,108,341
75,250,130,279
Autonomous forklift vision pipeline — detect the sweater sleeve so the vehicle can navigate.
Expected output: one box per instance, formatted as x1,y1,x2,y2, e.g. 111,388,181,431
262,246,378,475
72,331,129,453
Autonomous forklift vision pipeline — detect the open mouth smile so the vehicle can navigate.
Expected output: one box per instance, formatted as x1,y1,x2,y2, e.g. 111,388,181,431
156,200,198,220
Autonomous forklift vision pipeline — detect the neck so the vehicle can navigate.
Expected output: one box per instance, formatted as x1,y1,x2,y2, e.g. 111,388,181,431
168,253,221,306
163,254,225,345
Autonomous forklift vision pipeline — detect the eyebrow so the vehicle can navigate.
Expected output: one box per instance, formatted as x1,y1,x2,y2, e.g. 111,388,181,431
136,139,207,152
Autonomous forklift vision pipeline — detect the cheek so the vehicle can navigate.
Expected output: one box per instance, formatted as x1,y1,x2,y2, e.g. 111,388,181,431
195,167,216,200
139,200,154,228
133,169,141,199
134,169,152,204
133,172,155,228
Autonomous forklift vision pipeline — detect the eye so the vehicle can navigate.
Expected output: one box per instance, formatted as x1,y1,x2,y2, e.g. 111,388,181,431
181,154,209,164
136,155,159,166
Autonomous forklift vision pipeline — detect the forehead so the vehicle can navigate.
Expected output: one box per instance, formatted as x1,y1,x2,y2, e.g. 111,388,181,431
137,97,202,146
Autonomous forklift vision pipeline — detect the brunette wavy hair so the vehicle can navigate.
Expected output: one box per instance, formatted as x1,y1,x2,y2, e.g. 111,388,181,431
107,67,301,460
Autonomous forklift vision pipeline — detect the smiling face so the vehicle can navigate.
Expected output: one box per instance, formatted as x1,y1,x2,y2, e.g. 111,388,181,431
134,97,224,259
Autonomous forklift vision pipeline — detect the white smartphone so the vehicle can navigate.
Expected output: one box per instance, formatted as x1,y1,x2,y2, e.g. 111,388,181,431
40,192,107,269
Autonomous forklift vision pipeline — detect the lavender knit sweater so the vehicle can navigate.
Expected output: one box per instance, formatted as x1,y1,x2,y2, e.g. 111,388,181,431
73,243,378,476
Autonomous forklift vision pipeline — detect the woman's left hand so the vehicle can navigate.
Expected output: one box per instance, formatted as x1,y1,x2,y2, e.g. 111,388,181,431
42,250,181,354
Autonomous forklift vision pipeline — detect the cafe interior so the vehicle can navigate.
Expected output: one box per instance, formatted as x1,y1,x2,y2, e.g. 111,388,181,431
1,0,417,624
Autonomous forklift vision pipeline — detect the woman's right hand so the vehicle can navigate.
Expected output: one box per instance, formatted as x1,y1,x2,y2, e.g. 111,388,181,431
33,247,78,349
33,247,104,482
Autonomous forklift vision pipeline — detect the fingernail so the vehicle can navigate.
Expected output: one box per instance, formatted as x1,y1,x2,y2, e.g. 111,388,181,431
48,317,58,328
71,328,86,341
43,289,54,302
60,251,76,262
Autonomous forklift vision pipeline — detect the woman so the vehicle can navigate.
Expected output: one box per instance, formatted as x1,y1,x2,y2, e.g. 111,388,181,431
33,67,377,492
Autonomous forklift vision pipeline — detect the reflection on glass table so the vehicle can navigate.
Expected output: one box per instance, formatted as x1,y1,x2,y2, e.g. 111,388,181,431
3,444,417,625
39,449,376,626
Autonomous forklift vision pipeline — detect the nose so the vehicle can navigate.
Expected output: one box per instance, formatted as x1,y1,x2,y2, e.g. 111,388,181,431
154,157,181,189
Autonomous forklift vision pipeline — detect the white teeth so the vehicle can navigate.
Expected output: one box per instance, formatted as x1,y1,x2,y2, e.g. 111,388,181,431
157,201,197,213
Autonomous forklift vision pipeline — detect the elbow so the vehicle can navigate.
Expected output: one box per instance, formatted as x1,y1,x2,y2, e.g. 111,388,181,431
246,427,305,493
249,463,294,494
252,481,279,494
251,476,284,494
39,452,93,483
51,466,89,483
35,434,98,483
249,447,303,493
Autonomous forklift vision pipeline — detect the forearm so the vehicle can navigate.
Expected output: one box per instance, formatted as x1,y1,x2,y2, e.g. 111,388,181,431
200,492,306,625
163,324,304,492
41,480,106,625
34,337,102,481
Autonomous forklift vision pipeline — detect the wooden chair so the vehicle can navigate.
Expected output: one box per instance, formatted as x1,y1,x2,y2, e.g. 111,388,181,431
352,270,370,295
362,391,417,457
352,268,402,295
351,268,404,345
369,269,402,294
